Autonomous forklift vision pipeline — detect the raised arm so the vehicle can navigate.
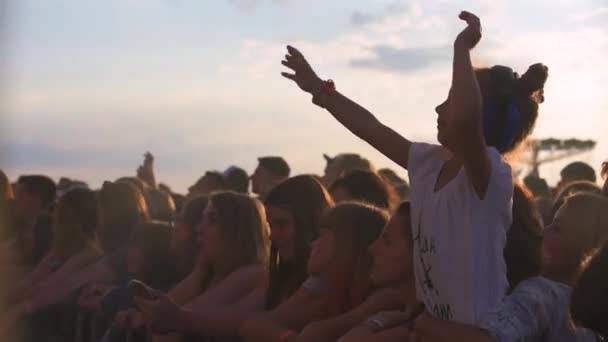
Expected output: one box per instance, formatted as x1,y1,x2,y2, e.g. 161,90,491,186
449,12,492,198
281,46,412,170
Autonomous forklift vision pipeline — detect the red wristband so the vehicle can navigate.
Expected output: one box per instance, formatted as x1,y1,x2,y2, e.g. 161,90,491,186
312,79,336,108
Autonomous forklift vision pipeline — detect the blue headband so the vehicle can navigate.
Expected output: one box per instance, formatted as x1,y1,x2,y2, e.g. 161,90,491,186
483,66,522,153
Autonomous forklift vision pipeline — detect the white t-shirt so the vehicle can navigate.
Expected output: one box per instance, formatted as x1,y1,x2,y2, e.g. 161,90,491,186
408,142,513,325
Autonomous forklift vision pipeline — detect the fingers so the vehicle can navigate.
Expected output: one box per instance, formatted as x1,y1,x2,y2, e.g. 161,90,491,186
281,60,296,72
281,72,296,81
286,45,302,58
459,11,481,28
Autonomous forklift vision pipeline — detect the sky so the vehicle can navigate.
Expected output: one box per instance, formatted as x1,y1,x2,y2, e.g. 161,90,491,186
1,0,607,193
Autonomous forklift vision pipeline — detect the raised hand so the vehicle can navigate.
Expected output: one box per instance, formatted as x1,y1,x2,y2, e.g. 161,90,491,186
455,11,482,50
281,45,323,94
137,151,157,189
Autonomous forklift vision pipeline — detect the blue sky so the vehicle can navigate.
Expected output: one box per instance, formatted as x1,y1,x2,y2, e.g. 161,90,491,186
1,0,607,192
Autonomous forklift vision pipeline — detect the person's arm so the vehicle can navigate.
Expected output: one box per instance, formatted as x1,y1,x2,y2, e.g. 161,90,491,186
22,258,115,312
4,252,55,304
337,325,411,342
184,265,264,309
294,288,404,342
411,311,494,342
25,247,100,298
238,285,327,342
166,262,206,305
281,46,412,170
450,12,491,198
137,268,267,337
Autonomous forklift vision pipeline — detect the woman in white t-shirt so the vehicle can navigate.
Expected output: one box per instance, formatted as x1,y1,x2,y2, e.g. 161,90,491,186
280,11,548,324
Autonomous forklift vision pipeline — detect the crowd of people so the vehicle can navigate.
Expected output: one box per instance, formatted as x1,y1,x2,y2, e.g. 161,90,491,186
1,10,608,342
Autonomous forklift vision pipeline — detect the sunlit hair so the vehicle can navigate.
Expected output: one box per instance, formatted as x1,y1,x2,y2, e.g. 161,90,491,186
263,175,334,309
97,181,149,252
202,192,270,288
0,170,13,201
319,202,388,316
146,189,176,221
52,188,98,259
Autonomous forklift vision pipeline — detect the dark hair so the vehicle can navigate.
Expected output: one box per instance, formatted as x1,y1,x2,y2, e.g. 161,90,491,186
258,157,291,178
504,184,543,291
561,162,597,184
601,161,608,179
330,170,395,210
523,174,551,198
552,181,601,217
570,241,608,337
53,188,98,258
263,175,334,309
129,221,175,286
97,181,149,252
17,175,57,208
224,167,250,193
478,63,549,153
378,168,410,199
320,202,387,316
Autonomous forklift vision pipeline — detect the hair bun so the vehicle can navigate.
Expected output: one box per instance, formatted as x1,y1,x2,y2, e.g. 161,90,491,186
519,63,549,103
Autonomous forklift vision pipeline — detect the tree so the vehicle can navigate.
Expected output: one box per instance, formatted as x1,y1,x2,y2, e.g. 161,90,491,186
521,138,596,177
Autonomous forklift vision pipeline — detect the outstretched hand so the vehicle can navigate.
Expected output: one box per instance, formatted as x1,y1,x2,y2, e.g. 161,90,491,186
455,11,482,50
136,151,156,189
281,45,322,94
